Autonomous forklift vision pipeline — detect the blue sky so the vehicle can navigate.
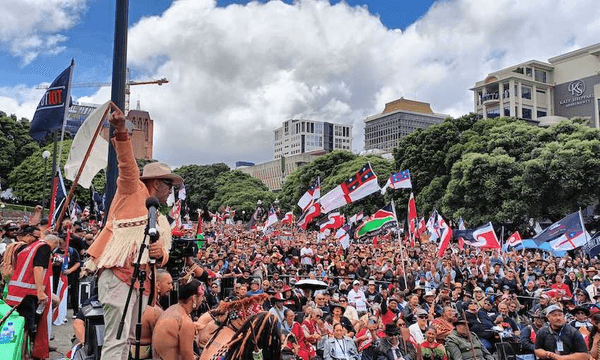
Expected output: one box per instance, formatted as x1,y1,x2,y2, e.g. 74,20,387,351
0,0,434,100
1,0,598,166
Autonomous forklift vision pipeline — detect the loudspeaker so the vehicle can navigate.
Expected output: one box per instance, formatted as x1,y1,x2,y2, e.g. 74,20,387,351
79,275,96,306
82,300,105,360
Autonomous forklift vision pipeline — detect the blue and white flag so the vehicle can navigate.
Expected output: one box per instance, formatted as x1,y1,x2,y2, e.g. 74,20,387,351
533,210,589,251
381,170,412,193
30,60,75,141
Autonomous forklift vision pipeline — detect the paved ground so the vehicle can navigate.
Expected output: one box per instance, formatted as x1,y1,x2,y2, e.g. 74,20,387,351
49,309,76,360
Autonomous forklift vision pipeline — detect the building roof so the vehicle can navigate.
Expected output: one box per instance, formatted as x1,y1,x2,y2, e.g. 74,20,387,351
382,98,434,114
549,42,600,64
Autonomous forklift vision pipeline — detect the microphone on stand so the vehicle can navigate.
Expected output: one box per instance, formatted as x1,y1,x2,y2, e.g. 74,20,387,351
146,196,160,243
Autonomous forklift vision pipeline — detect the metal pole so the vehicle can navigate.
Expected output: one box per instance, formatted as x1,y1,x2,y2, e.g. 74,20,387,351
105,0,129,220
41,156,49,210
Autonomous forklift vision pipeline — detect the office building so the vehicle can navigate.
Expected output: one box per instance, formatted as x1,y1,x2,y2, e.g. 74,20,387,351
471,42,600,127
238,151,326,191
364,98,446,152
273,119,352,159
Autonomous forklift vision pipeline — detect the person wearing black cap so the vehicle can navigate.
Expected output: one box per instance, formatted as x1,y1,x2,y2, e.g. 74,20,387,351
0,222,19,254
445,316,494,360
534,304,588,359
520,309,546,355
373,323,417,360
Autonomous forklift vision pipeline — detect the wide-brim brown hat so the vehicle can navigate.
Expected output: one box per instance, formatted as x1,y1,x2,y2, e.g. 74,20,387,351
139,162,183,185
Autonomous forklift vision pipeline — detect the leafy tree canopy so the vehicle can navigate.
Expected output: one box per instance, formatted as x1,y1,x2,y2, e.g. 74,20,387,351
208,170,275,219
8,139,105,208
0,112,39,189
174,163,230,219
393,114,600,230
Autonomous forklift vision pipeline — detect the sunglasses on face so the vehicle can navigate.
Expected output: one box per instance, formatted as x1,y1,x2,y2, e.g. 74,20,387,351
161,179,173,187
418,315,428,319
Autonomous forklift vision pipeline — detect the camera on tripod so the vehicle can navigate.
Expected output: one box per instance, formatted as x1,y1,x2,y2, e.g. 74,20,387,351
166,230,199,280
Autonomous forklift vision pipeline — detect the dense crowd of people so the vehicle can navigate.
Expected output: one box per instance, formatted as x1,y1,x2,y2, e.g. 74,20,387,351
0,112,595,360
2,215,599,360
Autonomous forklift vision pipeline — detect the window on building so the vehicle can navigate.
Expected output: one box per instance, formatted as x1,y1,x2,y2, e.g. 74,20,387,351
534,69,547,83
503,83,510,98
302,122,305,132
522,107,532,119
284,122,288,133
537,109,547,118
522,86,532,100
487,107,500,119
504,107,510,116
525,67,532,77
536,88,546,94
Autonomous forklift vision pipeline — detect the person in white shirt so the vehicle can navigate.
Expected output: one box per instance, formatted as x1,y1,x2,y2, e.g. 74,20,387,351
586,275,600,299
409,308,429,344
347,280,368,314
300,244,314,270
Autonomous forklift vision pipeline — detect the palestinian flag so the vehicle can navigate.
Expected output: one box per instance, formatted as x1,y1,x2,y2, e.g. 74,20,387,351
354,204,397,238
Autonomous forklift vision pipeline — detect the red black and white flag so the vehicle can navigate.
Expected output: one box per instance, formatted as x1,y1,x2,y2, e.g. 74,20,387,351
281,211,294,224
297,202,322,230
319,212,345,232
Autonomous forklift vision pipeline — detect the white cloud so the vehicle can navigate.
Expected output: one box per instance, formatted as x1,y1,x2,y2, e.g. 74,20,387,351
0,0,87,64
3,0,600,168
0,85,44,119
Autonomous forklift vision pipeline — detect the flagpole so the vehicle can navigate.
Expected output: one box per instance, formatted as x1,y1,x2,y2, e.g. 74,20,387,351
55,103,114,229
391,200,408,290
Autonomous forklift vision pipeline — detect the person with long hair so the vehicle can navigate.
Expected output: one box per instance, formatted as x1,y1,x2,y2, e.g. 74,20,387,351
215,312,282,360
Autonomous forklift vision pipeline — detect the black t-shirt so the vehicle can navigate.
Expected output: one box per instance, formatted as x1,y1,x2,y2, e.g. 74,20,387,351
33,244,52,268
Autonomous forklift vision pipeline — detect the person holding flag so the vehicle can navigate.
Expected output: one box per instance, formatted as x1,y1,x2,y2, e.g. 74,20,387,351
82,107,207,360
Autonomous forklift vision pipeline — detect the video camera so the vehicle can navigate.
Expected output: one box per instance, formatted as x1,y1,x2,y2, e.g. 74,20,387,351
166,231,199,281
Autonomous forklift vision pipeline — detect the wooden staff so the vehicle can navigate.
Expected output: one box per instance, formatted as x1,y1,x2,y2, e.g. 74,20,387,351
0,305,19,329
461,309,478,360
55,102,118,230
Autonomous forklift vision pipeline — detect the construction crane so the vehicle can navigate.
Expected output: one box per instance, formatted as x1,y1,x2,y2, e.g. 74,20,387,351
36,69,168,113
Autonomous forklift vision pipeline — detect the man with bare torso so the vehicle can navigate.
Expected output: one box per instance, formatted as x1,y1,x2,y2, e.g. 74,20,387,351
153,279,201,360
136,270,174,359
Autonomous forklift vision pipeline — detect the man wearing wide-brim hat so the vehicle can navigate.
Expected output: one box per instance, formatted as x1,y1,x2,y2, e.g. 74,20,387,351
83,107,203,360
445,316,494,360
373,323,417,360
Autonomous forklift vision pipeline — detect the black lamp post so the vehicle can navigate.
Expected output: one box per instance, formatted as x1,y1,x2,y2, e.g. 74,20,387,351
41,150,51,212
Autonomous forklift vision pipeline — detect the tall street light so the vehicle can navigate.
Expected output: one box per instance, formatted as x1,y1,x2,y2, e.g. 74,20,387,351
41,150,51,214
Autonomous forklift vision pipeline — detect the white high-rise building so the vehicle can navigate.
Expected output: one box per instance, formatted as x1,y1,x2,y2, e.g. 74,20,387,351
273,119,352,159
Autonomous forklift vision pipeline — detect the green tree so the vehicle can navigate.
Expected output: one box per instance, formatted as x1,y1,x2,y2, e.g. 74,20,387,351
208,170,275,220
174,163,230,219
8,139,105,208
393,114,600,232
0,112,39,189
